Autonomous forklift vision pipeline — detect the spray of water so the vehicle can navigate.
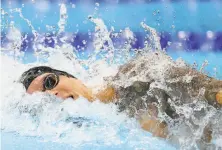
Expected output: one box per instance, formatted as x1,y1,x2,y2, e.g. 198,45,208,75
1,3,222,150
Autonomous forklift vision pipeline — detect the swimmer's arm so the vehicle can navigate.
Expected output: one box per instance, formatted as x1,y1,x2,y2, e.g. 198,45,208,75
94,86,168,138
169,66,222,106
92,86,116,103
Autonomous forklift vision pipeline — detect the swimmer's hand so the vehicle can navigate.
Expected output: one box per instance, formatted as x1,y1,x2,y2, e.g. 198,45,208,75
139,105,168,138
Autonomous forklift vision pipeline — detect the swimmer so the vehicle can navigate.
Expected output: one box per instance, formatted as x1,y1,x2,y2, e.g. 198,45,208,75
19,52,222,143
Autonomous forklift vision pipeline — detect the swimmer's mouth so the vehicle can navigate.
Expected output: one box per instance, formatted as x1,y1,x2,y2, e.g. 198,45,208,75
66,95,74,99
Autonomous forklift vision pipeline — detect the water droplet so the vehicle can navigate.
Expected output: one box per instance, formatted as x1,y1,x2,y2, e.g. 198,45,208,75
178,31,186,39
82,40,87,45
95,3,100,7
71,4,76,8
167,41,171,46
206,31,214,39
110,26,115,32
88,15,93,20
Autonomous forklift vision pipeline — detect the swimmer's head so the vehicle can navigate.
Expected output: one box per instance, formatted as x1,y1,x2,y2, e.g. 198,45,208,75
20,66,93,100
20,66,76,90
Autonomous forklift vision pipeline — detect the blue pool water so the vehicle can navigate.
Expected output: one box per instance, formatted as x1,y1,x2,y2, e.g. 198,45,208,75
1,0,222,150
1,131,176,150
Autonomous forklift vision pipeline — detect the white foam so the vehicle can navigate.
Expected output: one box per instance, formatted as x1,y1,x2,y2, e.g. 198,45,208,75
1,8,221,149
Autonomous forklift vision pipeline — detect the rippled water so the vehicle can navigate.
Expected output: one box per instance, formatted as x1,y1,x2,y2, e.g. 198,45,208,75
1,3,222,150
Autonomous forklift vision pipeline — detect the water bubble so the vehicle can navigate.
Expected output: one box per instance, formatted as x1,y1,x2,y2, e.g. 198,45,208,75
110,26,115,32
71,4,76,8
167,41,172,46
94,7,98,11
178,31,186,39
46,25,56,31
213,67,217,77
153,10,160,16
206,31,214,39
82,40,87,45
95,3,100,7
88,15,93,20
1,8,7,15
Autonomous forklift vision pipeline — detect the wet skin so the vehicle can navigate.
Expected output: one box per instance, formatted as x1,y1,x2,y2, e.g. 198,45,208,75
27,73,94,100
27,73,115,102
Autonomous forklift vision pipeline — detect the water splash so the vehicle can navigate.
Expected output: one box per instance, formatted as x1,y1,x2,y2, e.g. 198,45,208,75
0,55,175,150
141,22,161,51
1,3,222,150
1,21,23,60
58,4,67,34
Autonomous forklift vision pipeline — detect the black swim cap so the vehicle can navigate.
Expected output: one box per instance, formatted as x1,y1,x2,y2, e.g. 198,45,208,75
20,66,76,90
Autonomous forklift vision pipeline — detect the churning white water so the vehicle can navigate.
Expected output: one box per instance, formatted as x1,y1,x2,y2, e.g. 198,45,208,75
1,3,222,150
0,48,176,150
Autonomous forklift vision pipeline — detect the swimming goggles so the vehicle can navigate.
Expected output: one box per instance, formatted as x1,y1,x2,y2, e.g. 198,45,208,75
42,73,60,91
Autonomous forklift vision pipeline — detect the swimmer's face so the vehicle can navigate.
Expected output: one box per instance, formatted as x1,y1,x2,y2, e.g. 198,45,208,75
27,73,93,101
